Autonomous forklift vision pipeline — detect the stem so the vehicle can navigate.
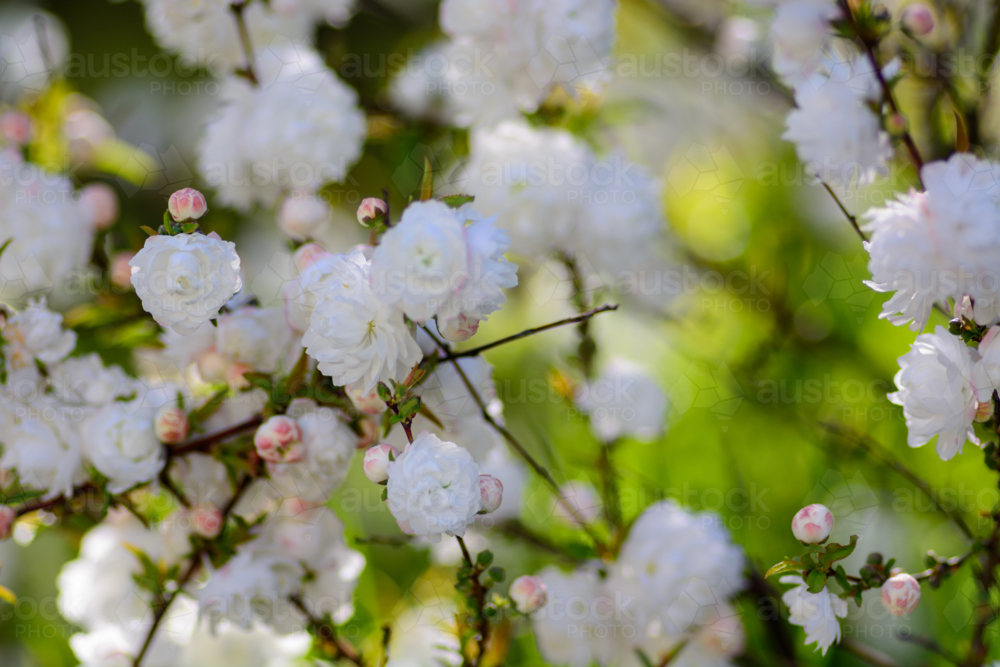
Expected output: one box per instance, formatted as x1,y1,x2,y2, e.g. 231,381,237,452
421,325,612,557
169,416,262,457
456,536,490,667
229,2,259,85
836,0,924,185
289,595,365,666
496,519,586,563
15,483,96,517
821,181,867,242
441,305,619,361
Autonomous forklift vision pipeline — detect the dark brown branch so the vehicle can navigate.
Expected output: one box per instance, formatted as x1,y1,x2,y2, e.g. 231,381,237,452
441,304,619,361
229,2,259,85
821,181,867,242
169,416,262,457
289,594,365,666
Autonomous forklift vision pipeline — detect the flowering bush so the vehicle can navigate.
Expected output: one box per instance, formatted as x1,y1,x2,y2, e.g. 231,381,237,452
7,0,1000,665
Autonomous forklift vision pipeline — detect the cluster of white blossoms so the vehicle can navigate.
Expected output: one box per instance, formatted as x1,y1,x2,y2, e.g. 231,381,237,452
141,0,354,72
197,42,366,210
767,0,894,185
533,501,746,667
454,119,670,277
390,0,616,128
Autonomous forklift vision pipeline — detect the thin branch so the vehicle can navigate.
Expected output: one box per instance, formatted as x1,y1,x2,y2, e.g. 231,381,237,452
169,416,262,457
441,304,619,361
821,181,867,242
496,519,585,564
456,535,490,667
899,633,962,665
229,2,259,85
820,422,975,540
289,594,365,666
842,639,900,667
421,325,611,557
15,483,96,517
836,0,924,185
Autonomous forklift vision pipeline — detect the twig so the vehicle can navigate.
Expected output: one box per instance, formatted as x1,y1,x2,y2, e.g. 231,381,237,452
14,483,97,517
169,416,262,457
820,422,975,540
441,304,619,361
229,2,259,85
496,519,585,563
456,535,490,667
899,633,962,665
421,325,611,557
836,0,924,185
821,181,867,242
289,594,365,666
842,639,900,667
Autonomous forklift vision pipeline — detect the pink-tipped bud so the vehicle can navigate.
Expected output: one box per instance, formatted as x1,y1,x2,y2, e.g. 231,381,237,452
79,182,119,230
292,243,332,272
346,384,387,415
478,475,503,514
791,504,834,544
155,405,189,444
357,198,387,227
189,502,223,539
0,505,15,541
880,573,921,616
976,401,994,423
509,575,547,614
110,252,135,291
278,195,332,241
254,416,304,464
0,110,30,145
363,443,399,483
438,314,480,343
167,187,208,222
901,4,934,35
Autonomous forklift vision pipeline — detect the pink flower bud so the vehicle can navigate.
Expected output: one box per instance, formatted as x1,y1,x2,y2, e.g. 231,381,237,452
363,443,399,483
901,4,934,35
478,475,503,514
189,502,223,538
880,573,920,616
976,400,994,423
167,187,208,222
438,314,480,342
278,195,332,241
791,504,834,544
254,416,304,464
79,182,119,230
110,252,135,291
292,243,332,272
509,575,547,614
0,505,15,541
0,110,30,145
346,384,387,415
155,405,189,444
357,198,387,227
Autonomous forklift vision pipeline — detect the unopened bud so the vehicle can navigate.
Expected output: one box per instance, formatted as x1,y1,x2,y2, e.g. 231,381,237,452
0,110,30,145
347,384,388,415
885,113,908,137
110,252,135,291
438,314,480,342
478,475,503,514
362,443,399,483
901,3,934,36
791,504,833,544
79,182,119,230
509,575,547,614
155,405,189,444
167,187,208,222
189,502,223,538
278,195,332,241
976,400,994,423
880,573,920,616
254,416,304,463
0,505,15,540
357,197,387,227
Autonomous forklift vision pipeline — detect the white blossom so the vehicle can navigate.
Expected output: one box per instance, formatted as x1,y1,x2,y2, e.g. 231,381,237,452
533,565,616,667
385,432,482,541
783,82,892,187
1,404,88,499
780,575,848,655
3,298,76,366
130,232,242,336
197,549,301,632
303,249,422,393
889,325,981,460
85,402,165,493
370,200,470,322
216,306,296,374
48,354,137,406
575,358,668,442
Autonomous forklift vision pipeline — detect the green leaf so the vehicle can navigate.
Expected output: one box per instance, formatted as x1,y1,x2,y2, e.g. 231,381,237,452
765,559,805,579
476,550,493,567
806,569,827,594
834,565,850,591
140,225,158,237
419,157,433,201
0,584,16,605
377,383,392,403
188,387,229,430
439,194,474,208
821,535,859,566
488,566,505,583
163,210,175,234
0,238,13,261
